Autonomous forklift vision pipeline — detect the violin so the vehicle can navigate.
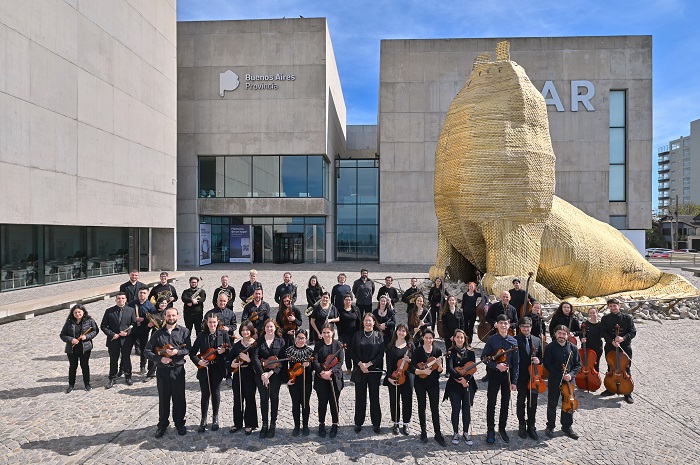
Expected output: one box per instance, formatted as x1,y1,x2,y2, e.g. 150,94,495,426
560,361,579,413
603,324,634,395
416,356,442,378
321,343,347,371
230,340,257,374
261,356,291,371
197,343,230,369
575,323,601,391
389,346,413,385
491,346,518,364
288,356,314,383
519,271,534,319
282,307,297,332
153,342,186,356
528,358,546,393
248,310,259,322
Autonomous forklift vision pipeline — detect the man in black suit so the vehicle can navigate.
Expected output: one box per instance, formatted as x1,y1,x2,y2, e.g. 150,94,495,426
515,316,544,440
101,292,137,388
119,269,148,302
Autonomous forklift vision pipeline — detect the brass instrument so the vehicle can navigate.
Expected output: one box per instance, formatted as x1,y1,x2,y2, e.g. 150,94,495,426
240,294,255,308
146,311,164,330
190,277,204,302
305,287,325,317
150,288,173,305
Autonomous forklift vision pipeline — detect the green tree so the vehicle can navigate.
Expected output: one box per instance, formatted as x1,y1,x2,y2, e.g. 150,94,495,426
676,203,700,216
645,218,667,248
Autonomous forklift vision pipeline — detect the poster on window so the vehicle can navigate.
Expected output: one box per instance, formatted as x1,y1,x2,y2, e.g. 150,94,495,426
229,225,251,263
199,224,212,266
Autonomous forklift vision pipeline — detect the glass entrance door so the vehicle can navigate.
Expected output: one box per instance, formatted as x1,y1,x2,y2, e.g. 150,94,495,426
273,233,304,264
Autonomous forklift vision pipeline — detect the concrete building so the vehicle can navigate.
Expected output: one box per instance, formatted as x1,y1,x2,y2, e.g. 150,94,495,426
659,118,700,213
0,0,177,291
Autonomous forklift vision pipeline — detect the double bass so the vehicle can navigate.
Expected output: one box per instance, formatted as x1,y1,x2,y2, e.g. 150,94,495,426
575,323,601,391
603,324,634,395
475,272,492,343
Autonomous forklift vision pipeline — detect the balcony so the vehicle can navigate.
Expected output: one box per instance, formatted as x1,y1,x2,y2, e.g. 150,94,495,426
658,167,670,175
658,156,669,164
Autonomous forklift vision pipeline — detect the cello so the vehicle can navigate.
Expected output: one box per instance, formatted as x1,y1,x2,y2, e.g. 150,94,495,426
519,271,534,319
476,271,492,343
603,324,634,395
575,323,601,391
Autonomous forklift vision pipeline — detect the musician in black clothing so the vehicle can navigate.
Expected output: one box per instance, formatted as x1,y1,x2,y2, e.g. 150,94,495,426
377,276,400,306
444,329,476,445
525,301,547,340
285,329,314,437
515,317,543,440
581,307,603,372
549,301,581,341
242,288,272,337
227,321,258,435
144,307,191,437
312,324,344,438
145,298,169,378
349,313,385,434
543,325,582,440
427,277,444,332
338,293,362,374
60,304,99,392
190,313,231,433
384,324,414,436
508,278,534,317
401,277,420,313
441,294,464,343
252,319,287,438
485,292,518,332
330,273,351,312
460,281,481,343
310,292,339,343
211,275,236,310
373,294,396,348
352,269,375,315
276,294,303,348
119,269,147,302
407,294,431,345
240,269,262,306
205,294,238,338
101,292,137,388
148,272,178,308
128,287,156,375
482,314,519,444
411,328,446,446
599,298,636,403
182,276,206,343
274,272,297,304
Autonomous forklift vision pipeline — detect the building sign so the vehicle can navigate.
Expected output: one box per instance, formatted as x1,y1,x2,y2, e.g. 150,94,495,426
220,70,296,96
540,80,596,112
219,70,240,97
199,224,211,266
229,225,251,263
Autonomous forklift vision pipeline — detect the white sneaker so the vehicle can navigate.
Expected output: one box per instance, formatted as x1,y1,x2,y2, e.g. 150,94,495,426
464,433,473,446
452,433,460,444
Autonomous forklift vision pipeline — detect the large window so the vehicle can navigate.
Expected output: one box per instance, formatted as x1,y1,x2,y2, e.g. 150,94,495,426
609,90,626,201
199,156,328,198
336,159,379,260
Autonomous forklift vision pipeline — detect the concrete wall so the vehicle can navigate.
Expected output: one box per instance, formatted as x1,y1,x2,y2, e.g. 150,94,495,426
0,0,177,234
690,120,700,205
379,36,652,264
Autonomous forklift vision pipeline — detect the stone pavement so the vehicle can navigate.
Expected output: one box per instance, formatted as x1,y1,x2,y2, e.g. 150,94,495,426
1,263,700,464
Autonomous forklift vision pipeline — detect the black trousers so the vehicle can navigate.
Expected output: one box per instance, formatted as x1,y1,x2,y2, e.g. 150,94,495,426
387,378,413,423
447,389,472,434
67,348,91,386
338,333,354,370
415,380,441,435
465,317,476,344
516,382,538,429
354,372,382,427
486,369,511,432
198,367,224,418
134,329,150,369
358,304,373,315
288,377,313,427
429,307,439,331
107,338,133,379
256,373,282,425
546,377,573,430
184,312,203,343
156,365,186,429
232,369,258,428
316,379,340,424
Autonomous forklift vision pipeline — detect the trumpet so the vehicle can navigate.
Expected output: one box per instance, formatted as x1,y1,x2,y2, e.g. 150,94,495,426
240,294,255,308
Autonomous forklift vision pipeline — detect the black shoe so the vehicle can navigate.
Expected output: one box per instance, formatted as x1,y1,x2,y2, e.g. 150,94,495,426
244,428,252,435
140,367,146,375
599,389,614,397
198,420,206,433
545,427,554,438
259,425,268,438
267,423,276,438
125,378,133,386
302,425,310,436
499,428,510,443
420,430,428,442
486,431,495,444
528,428,539,441
106,379,115,389
229,426,240,433
624,394,634,404
481,374,490,382
518,426,527,439
155,427,166,438
562,428,579,440
392,424,400,435
354,425,362,433
177,426,187,436
329,424,338,438
211,416,219,431
146,370,156,378
435,434,447,446
65,385,74,394
401,425,409,436
318,424,327,438
226,378,233,387
292,426,300,437
116,371,124,379
85,384,92,391
373,425,381,434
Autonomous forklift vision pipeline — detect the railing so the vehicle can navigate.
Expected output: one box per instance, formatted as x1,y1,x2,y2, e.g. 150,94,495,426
649,253,700,265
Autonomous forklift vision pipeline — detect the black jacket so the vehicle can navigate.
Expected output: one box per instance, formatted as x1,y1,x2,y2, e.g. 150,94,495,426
312,339,345,392
274,282,297,304
441,308,465,341
486,302,518,330
444,346,478,398
348,330,385,383
252,336,287,376
338,304,362,336
211,286,236,309
189,329,231,378
549,313,581,340
119,280,147,303
148,283,178,307
240,280,262,304
242,300,272,335
600,311,636,352
100,305,137,346
376,285,399,305
60,318,99,354
182,287,207,315
482,333,519,384
543,340,581,381
331,283,351,310
515,333,543,385
352,278,375,306
145,325,191,368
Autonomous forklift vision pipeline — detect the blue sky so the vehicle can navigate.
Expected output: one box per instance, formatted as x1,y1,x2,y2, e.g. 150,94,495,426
178,0,700,209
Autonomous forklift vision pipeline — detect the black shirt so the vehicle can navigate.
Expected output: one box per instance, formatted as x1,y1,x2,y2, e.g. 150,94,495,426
211,286,236,309
274,282,297,304
410,345,443,385
148,283,178,308
377,286,399,305
600,311,636,350
189,329,231,377
242,300,272,335
145,325,191,368
252,336,286,376
331,283,351,310
338,304,362,336
543,340,581,380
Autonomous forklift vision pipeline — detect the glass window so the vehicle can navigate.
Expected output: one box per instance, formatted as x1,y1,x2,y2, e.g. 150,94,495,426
280,156,308,198
684,167,691,176
671,142,680,150
1,224,39,290
337,167,357,204
316,225,326,263
357,225,379,260
684,148,690,156
684,139,690,147
357,204,379,224
307,156,324,198
45,226,86,284
225,156,252,197
87,227,128,276
305,217,326,224
336,225,356,260
199,157,217,197
609,165,626,201
684,158,690,166
337,205,356,225
252,157,280,197
609,128,625,164
357,168,379,203
683,187,691,195
609,91,625,127
357,160,375,168
609,90,626,202
684,178,690,185
609,215,627,230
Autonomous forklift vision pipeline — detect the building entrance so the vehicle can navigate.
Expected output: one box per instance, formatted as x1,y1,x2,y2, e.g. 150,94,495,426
274,233,304,264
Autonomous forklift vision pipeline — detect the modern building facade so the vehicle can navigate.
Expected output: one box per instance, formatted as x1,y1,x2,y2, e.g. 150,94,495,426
0,0,177,291
658,118,699,213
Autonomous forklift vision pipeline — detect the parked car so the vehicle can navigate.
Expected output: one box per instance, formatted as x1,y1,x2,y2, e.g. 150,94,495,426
677,249,698,254
645,248,672,258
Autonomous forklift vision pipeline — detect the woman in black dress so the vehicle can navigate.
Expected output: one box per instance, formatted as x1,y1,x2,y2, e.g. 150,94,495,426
549,300,581,341
441,294,464,343
306,275,323,340
408,294,431,345
460,282,480,343
227,320,258,434
428,277,444,332
60,304,99,392
337,292,362,375
285,328,314,436
444,329,476,445
191,313,232,432
581,307,604,372
312,323,344,438
373,294,396,348
276,293,303,348
384,323,414,435
411,328,446,446
310,292,339,342
349,313,385,434
252,318,287,438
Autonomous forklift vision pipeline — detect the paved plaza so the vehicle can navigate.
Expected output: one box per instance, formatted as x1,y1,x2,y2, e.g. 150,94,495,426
1,264,700,464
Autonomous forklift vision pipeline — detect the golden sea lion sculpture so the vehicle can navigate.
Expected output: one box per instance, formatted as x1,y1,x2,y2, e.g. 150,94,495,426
430,41,698,304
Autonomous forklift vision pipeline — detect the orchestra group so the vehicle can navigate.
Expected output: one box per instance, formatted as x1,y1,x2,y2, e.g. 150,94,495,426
60,270,637,445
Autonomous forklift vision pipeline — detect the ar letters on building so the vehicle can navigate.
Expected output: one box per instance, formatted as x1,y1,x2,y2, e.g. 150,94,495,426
220,70,240,97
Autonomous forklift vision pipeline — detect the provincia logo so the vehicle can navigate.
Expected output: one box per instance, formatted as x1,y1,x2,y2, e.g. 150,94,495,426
220,69,296,97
